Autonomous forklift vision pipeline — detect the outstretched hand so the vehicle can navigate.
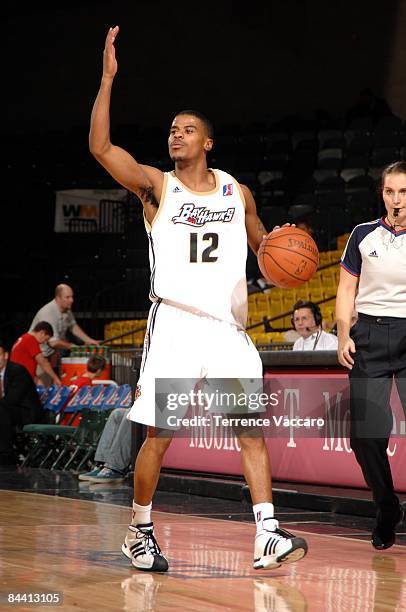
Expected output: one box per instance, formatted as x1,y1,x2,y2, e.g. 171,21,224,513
103,26,119,79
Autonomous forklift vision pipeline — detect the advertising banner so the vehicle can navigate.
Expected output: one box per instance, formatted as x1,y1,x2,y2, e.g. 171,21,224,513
162,370,406,491
54,189,126,232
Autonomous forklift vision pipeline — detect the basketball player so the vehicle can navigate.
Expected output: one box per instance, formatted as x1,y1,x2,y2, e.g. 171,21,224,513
337,161,406,550
90,26,307,572
291,300,338,351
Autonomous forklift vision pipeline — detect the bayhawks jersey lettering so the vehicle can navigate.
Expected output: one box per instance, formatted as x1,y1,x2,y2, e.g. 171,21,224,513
145,169,248,327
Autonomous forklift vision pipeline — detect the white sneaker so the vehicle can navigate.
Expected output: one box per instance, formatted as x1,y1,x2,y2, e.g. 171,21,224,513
253,518,307,570
122,523,169,572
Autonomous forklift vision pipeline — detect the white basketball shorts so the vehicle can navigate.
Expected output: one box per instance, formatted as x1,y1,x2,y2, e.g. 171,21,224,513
127,301,263,428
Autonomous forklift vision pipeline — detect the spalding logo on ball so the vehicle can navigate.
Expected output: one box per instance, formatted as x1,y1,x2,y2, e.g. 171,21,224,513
258,227,319,288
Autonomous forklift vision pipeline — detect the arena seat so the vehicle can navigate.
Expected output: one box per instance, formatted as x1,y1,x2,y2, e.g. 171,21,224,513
21,384,129,470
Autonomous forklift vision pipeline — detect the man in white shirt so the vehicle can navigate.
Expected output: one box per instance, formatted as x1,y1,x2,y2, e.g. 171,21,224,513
291,301,338,351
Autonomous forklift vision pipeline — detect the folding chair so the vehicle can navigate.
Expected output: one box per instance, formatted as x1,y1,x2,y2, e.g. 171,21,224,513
46,387,116,471
115,384,134,409
59,385,94,426
58,409,110,472
21,386,73,467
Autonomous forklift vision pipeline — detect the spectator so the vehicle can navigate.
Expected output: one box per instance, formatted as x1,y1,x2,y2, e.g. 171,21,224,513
70,355,106,390
30,284,99,380
78,405,131,484
291,301,338,351
0,341,45,465
10,322,61,386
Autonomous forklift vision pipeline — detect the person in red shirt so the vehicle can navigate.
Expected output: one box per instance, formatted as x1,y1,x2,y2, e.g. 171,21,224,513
70,355,106,391
11,322,61,386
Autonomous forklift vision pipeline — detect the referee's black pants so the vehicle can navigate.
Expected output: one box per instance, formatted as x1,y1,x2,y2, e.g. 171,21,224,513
349,313,406,512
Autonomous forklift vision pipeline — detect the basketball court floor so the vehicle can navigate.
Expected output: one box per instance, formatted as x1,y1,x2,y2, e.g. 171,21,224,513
1,467,406,611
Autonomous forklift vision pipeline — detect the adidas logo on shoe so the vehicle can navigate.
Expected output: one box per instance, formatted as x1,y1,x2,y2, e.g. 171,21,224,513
253,518,308,570
122,523,168,572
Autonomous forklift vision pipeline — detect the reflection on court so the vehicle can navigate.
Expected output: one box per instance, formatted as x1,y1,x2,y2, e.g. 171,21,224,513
1,491,406,611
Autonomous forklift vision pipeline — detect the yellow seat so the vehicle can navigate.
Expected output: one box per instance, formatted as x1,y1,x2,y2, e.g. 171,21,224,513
269,287,284,300
269,332,287,343
254,306,269,318
255,293,268,309
247,294,257,310
271,316,285,329
282,288,296,299
309,288,324,302
255,333,272,346
321,268,336,282
318,252,330,266
294,287,310,302
320,303,336,323
323,291,337,302
267,294,283,311
247,314,266,332
269,300,283,314
308,276,322,289
328,249,342,262
336,233,350,250
283,296,295,311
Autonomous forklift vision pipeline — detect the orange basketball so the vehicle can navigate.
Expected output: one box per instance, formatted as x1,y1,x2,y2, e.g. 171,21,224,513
257,227,319,288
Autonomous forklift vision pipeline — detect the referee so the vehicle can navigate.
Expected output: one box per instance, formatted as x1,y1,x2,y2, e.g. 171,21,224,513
336,161,406,550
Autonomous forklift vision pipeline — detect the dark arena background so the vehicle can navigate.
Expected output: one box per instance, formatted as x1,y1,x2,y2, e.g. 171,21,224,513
2,1,406,610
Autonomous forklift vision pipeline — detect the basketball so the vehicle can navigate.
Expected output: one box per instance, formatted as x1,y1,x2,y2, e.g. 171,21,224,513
257,227,319,288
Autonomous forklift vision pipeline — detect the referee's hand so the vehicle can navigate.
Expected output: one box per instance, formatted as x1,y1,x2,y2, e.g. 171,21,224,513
338,337,356,369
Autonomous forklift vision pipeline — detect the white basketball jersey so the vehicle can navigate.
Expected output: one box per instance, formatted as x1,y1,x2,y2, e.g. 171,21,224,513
145,169,248,328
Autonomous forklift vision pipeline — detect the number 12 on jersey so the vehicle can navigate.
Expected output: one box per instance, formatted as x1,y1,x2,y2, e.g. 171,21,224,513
189,232,219,262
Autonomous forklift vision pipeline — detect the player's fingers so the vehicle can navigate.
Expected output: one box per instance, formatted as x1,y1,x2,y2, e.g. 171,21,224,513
106,25,119,46
110,25,119,42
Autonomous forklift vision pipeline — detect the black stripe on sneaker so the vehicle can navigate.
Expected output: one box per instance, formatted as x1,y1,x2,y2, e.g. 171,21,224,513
263,538,272,557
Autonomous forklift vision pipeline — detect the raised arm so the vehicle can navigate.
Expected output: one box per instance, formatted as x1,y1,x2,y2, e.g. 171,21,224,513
89,26,164,223
336,267,358,369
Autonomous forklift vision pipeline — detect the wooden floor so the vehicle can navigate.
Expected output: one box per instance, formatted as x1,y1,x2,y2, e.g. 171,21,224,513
1,490,406,611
